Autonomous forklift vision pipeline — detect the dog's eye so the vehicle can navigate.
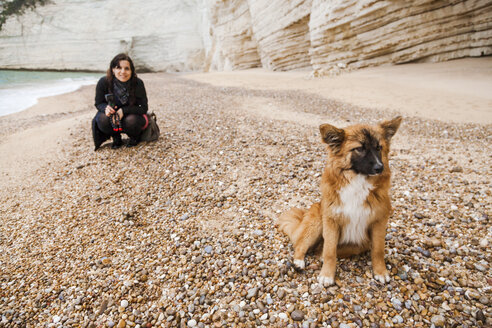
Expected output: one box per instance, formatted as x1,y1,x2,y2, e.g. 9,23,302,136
353,147,364,153
376,145,382,151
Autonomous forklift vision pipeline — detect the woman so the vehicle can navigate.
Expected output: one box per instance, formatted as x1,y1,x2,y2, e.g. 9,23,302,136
92,53,148,150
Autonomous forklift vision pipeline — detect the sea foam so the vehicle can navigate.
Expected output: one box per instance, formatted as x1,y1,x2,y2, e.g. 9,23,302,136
0,72,99,117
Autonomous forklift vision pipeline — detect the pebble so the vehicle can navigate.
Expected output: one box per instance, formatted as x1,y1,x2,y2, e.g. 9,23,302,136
392,315,403,324
121,300,129,308
278,313,288,320
391,297,402,309
291,309,305,321
476,309,486,323
479,296,489,305
246,287,258,300
187,319,197,327
204,245,213,254
431,315,445,327
450,166,463,173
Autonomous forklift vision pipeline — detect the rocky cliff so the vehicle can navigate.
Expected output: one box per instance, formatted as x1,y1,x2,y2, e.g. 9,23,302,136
0,0,206,72
0,0,490,72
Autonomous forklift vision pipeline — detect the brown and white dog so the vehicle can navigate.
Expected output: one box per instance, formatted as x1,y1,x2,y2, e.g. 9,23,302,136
277,117,402,285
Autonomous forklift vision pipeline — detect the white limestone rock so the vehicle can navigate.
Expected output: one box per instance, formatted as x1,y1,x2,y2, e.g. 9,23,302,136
0,0,490,72
0,0,206,72
309,0,492,74
248,0,312,71
206,0,260,71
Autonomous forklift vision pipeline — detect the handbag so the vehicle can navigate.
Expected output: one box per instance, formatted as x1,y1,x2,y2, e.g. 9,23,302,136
141,112,160,142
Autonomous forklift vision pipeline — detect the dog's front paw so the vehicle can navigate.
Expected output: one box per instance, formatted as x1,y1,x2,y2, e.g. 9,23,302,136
374,271,390,283
293,259,305,269
318,275,335,286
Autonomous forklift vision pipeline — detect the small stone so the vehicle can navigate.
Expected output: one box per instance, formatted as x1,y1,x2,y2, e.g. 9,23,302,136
479,296,489,305
479,238,488,248
476,310,486,323
117,319,126,328
121,300,129,308
291,310,304,321
187,319,197,327
417,247,431,257
180,214,189,221
391,297,402,309
392,315,403,324
431,315,445,327
253,229,264,236
424,237,441,248
74,296,83,305
101,257,112,266
450,166,463,173
278,313,288,320
53,315,61,323
193,256,203,264
204,246,213,254
277,288,285,299
474,263,486,272
107,321,115,328
246,287,258,300
397,270,408,280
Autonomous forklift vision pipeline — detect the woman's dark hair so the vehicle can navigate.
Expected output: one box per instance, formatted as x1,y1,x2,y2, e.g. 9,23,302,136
106,53,138,105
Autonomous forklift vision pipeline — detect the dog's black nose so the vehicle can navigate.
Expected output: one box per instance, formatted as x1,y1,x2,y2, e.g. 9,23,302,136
373,163,384,174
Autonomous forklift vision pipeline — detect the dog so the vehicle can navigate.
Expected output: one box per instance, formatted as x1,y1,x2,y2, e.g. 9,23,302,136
277,116,402,286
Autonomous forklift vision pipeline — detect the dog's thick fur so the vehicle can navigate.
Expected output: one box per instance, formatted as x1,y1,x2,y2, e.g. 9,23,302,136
278,117,402,286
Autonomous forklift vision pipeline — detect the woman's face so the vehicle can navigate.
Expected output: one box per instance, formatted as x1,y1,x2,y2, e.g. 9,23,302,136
112,60,132,82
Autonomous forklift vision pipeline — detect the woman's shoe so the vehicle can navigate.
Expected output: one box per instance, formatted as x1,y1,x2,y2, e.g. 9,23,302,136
111,135,122,149
127,138,139,147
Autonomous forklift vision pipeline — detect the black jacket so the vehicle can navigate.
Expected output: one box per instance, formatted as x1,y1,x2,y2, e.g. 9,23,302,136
94,76,148,116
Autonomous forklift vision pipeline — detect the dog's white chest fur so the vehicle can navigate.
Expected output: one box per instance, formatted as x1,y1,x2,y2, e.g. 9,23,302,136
334,174,373,244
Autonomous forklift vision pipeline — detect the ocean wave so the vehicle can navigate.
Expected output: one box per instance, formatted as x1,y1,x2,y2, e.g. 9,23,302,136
0,76,98,117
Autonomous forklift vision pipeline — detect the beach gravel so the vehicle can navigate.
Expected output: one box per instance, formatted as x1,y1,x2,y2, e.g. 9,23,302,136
0,74,490,327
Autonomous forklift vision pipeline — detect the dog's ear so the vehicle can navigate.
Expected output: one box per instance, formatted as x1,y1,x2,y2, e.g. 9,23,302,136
320,124,345,151
380,116,402,142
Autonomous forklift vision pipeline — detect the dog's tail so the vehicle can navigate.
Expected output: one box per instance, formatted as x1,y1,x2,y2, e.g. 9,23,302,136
277,207,306,241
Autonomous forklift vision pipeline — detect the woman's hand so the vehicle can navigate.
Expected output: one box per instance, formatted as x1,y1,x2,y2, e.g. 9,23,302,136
117,108,124,120
105,105,117,117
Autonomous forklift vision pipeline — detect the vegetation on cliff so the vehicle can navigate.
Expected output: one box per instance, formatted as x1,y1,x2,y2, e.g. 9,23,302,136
0,0,50,30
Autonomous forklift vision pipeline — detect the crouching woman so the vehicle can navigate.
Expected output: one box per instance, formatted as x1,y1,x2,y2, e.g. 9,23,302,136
92,53,148,150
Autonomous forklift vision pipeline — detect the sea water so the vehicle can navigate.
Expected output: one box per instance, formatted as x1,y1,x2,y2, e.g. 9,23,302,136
0,70,100,117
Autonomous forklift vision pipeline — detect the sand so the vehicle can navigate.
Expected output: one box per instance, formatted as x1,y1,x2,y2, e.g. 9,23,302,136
0,58,490,327
184,57,492,125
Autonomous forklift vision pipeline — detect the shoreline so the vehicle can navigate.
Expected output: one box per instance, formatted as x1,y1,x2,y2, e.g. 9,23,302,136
0,70,100,117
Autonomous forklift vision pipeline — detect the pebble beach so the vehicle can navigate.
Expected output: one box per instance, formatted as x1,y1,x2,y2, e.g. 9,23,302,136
0,60,491,327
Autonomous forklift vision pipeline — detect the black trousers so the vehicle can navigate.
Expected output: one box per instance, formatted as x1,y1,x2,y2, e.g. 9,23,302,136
94,111,146,140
